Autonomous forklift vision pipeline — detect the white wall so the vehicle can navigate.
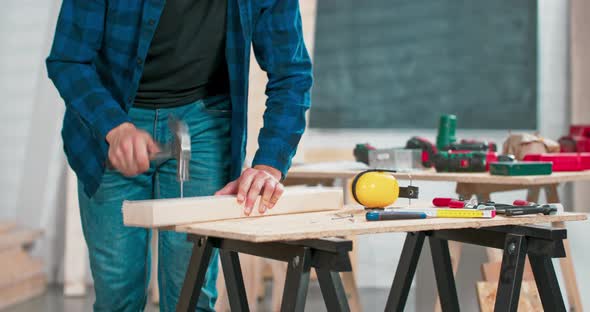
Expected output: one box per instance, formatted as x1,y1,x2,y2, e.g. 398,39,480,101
0,0,65,281
0,0,54,218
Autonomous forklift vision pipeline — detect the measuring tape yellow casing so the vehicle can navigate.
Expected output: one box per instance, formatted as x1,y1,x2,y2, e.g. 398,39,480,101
351,170,419,209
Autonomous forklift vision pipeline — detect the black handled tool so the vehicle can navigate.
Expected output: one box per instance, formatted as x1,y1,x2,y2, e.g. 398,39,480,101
366,210,427,221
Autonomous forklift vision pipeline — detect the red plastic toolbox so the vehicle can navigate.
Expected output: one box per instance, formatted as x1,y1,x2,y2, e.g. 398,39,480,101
559,125,590,152
523,153,590,171
569,125,590,137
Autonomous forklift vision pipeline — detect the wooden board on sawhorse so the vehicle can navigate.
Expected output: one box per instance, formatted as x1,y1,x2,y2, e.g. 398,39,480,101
215,179,363,312
287,163,590,311
432,182,584,312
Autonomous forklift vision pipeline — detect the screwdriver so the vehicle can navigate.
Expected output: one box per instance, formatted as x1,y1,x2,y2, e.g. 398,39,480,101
366,210,427,221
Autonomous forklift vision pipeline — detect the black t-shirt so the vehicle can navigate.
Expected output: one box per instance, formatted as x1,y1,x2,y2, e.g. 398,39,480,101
134,0,229,108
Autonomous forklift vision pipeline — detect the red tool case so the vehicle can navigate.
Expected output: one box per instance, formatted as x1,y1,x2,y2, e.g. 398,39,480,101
559,125,590,153
523,153,590,171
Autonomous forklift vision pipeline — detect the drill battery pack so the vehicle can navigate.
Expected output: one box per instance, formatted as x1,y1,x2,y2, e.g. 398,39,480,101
433,151,488,172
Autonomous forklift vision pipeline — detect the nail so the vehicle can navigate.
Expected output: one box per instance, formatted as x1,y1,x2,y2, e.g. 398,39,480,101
237,194,244,203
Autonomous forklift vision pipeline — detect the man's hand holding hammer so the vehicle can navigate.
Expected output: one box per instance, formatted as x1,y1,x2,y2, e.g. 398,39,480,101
107,122,284,215
106,122,160,177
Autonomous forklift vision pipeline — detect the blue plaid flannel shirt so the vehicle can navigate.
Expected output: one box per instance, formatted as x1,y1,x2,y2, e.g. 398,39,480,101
46,0,312,196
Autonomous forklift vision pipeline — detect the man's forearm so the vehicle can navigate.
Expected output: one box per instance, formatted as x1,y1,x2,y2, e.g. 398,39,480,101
250,0,313,176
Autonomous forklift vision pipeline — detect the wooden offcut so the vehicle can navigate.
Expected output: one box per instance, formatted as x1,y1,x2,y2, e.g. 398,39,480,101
0,223,16,234
0,224,46,310
0,248,43,289
0,274,46,310
476,281,542,312
123,187,344,227
0,229,43,251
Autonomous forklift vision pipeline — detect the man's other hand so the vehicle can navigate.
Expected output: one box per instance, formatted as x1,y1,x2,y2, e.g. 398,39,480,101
106,122,160,176
215,165,284,216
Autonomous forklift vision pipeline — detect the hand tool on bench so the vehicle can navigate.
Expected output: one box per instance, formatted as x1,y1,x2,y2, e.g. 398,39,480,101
433,197,467,208
366,210,427,221
494,203,559,216
512,199,535,206
107,115,191,197
389,207,496,218
432,197,495,210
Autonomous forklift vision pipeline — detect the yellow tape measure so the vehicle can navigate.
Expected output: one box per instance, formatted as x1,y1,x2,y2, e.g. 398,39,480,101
391,208,496,218
434,209,489,218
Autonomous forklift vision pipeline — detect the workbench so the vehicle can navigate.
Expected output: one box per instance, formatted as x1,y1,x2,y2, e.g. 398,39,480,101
173,206,586,311
286,163,590,311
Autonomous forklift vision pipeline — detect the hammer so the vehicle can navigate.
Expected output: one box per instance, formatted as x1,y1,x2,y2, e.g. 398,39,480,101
154,115,191,197
107,115,191,197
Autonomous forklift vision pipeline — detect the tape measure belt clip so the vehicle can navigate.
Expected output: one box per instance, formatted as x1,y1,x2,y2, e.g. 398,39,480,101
351,169,420,208
399,186,419,199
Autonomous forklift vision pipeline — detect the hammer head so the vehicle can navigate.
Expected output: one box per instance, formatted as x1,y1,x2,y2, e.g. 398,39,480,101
168,115,191,183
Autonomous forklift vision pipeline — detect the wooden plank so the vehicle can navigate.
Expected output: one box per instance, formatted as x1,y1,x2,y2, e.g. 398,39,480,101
0,248,43,289
0,223,16,234
123,188,344,228
177,204,588,243
303,148,355,163
476,281,542,312
288,165,590,186
0,229,43,251
0,274,46,310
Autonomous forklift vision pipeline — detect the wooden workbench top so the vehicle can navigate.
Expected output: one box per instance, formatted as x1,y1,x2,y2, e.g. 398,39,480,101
176,205,588,243
287,162,590,185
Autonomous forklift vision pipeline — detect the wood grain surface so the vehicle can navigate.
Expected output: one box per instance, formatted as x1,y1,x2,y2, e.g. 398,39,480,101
0,229,43,252
177,204,588,243
123,187,344,228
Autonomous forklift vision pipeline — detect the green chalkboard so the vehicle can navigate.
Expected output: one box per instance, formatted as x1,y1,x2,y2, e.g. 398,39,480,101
309,0,538,129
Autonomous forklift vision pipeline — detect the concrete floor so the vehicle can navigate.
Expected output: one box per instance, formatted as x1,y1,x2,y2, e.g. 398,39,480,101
4,282,406,312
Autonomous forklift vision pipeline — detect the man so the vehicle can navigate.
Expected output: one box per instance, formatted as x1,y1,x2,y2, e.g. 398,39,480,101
46,0,312,311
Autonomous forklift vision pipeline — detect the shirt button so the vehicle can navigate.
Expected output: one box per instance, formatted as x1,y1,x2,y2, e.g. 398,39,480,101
148,19,155,26
136,57,143,65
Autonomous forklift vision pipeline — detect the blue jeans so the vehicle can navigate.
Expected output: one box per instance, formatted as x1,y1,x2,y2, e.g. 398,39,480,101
78,95,232,312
